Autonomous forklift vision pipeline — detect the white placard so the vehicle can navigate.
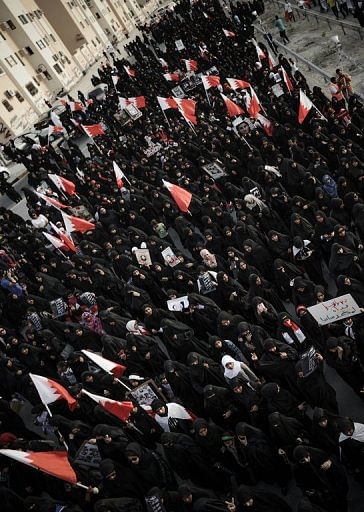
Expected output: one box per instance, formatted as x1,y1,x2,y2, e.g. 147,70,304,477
161,246,180,267
175,39,185,51
167,296,189,311
307,294,361,326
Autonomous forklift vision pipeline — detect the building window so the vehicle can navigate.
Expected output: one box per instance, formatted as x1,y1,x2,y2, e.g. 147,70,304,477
44,70,52,80
25,82,38,96
25,46,34,55
95,12,100,18
7,19,16,30
91,39,97,46
49,33,56,42
18,15,28,25
16,53,25,66
28,13,35,21
5,56,17,67
79,21,84,28
36,40,46,49
96,36,100,43
2,100,13,112
53,63,63,74
15,91,24,102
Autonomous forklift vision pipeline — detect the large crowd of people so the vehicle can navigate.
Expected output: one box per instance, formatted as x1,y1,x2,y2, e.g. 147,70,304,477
1,0,364,511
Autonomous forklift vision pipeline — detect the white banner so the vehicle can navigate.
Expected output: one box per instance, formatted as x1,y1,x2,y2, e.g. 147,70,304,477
307,294,361,326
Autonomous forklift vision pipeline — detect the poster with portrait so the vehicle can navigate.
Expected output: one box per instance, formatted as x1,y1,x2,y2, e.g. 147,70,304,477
161,246,180,267
202,161,227,180
134,248,152,267
175,39,185,51
129,379,166,407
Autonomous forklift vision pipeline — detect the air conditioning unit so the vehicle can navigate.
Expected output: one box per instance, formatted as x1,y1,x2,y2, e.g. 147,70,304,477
36,73,44,81
0,21,10,30
18,48,27,57
75,33,85,41
5,89,15,98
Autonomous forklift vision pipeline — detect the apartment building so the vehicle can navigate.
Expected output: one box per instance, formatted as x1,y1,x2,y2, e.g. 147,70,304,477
0,0,164,144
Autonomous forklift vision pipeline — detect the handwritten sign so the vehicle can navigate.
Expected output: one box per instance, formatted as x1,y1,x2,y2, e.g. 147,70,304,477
74,441,101,468
307,294,361,326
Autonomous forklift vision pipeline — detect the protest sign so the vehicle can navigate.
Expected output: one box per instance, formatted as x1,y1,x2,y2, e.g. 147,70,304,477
162,246,180,267
307,294,361,326
134,248,152,267
167,296,189,312
299,346,319,376
175,39,185,51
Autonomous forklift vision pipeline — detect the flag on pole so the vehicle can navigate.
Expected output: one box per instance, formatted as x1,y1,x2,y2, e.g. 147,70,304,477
174,97,197,125
267,50,276,70
201,75,221,90
221,93,245,117
48,125,64,137
0,450,78,484
36,192,67,209
48,174,76,196
163,73,180,82
82,349,126,377
82,389,134,422
157,96,178,111
61,212,95,234
246,87,261,118
223,29,236,37
30,373,77,411
69,101,85,112
163,179,192,213
50,222,77,253
183,59,198,72
81,124,105,138
256,113,274,136
113,161,130,189
298,89,313,124
128,96,146,109
124,65,136,78
226,78,251,90
281,66,294,92
255,45,265,61
151,402,197,427
43,232,68,251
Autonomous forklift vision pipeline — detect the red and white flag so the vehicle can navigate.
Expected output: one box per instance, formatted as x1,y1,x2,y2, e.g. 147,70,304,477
255,44,265,61
226,78,251,90
48,174,76,196
111,75,119,87
61,212,95,234
30,373,77,411
82,389,134,422
221,93,244,117
36,192,67,209
281,66,294,92
86,99,94,106
163,179,192,213
246,86,261,118
0,450,77,484
48,125,64,137
183,59,198,72
223,29,236,37
81,123,105,138
113,161,130,189
69,101,85,112
298,89,313,124
159,58,168,69
43,232,68,251
163,73,180,82
124,65,136,78
50,222,77,253
267,50,276,70
157,96,178,111
151,402,197,429
82,349,126,378
174,97,197,125
128,96,146,109
201,75,221,90
256,113,274,136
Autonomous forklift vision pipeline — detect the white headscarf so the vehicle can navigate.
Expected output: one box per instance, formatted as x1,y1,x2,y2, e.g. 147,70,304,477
339,422,364,443
221,355,241,379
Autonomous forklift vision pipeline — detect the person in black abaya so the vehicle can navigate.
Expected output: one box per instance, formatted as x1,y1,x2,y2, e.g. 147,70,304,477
164,360,203,414
125,442,175,492
236,321,268,363
92,424,129,462
295,356,338,413
292,445,348,512
98,459,146,502
193,418,224,464
160,432,226,491
242,240,274,280
235,422,290,487
203,385,238,428
216,311,246,344
329,243,362,279
336,275,364,306
267,230,292,260
251,297,278,336
245,274,284,313
261,382,305,420
236,485,292,512
273,258,305,302
161,319,210,363
312,407,341,456
187,352,226,394
292,237,325,285
292,279,316,308
268,411,311,459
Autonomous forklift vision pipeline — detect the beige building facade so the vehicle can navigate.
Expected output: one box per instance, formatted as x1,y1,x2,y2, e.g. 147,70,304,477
0,0,161,143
